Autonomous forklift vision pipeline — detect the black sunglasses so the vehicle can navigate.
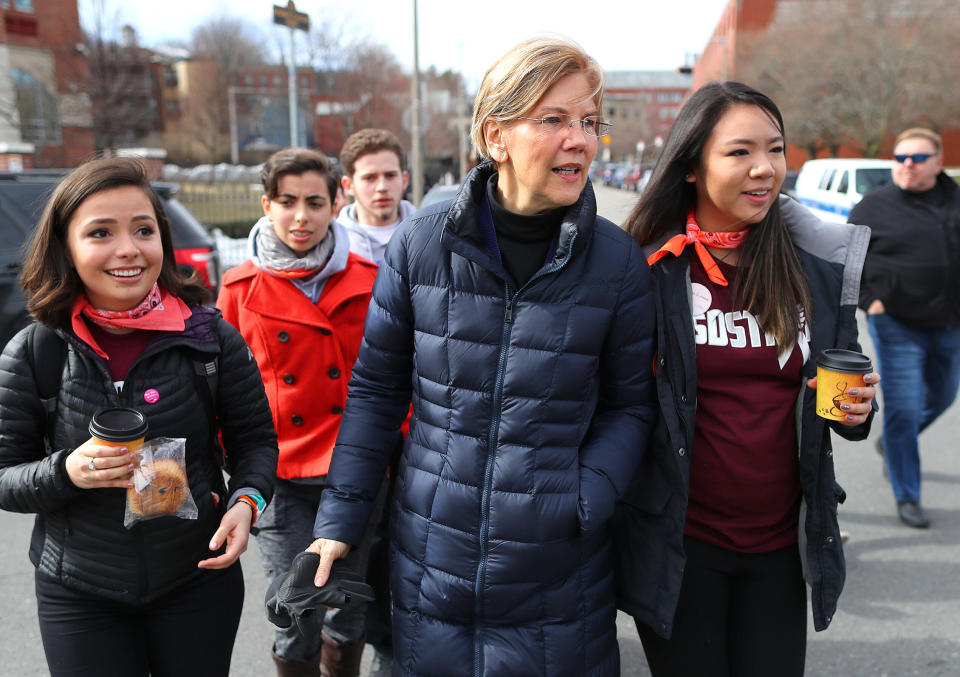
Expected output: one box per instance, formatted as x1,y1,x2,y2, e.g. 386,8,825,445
894,153,934,164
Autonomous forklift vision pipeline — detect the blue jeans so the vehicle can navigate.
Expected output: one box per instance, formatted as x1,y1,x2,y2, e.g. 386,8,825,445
867,314,960,503
256,477,385,662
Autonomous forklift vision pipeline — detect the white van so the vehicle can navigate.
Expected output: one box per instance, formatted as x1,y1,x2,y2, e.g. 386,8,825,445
793,158,895,223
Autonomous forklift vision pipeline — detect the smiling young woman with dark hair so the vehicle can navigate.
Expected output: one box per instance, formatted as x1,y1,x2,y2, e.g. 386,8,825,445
0,157,277,677
614,81,880,677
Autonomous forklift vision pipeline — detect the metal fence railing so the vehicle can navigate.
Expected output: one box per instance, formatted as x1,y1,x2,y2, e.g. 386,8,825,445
173,181,263,239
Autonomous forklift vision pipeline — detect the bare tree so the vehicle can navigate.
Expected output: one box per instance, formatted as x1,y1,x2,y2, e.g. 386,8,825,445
179,15,268,163
77,0,157,151
738,0,960,158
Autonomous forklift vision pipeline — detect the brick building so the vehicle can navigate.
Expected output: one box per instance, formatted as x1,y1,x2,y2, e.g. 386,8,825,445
602,71,692,163
0,0,93,168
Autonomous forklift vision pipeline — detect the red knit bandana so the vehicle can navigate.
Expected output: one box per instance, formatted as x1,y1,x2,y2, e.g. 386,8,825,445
646,209,749,286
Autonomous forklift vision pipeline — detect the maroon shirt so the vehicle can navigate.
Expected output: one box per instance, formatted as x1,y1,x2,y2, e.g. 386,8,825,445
684,256,808,553
87,321,151,389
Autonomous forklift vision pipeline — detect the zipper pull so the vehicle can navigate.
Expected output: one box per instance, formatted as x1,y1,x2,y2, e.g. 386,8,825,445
504,297,514,324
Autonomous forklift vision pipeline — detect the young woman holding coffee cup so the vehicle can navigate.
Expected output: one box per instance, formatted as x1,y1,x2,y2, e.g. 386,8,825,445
614,82,880,677
0,157,278,677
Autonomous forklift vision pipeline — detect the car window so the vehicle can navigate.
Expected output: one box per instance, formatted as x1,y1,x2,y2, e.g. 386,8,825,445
818,169,835,191
834,170,849,194
855,168,893,196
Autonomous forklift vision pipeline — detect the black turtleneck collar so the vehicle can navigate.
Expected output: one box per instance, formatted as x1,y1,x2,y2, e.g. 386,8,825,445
486,175,564,287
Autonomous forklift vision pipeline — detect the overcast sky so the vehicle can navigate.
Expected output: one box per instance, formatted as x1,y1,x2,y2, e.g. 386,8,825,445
93,0,729,89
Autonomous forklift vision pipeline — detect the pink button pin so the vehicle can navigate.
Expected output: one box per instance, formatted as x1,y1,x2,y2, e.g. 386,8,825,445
144,388,159,404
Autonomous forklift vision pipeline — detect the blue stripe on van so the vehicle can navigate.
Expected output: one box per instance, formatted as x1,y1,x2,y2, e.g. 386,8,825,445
796,196,851,218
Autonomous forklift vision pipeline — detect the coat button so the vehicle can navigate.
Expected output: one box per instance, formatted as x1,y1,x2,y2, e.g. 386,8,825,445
680,394,687,403
678,447,685,456
825,536,834,545
320,328,332,336
283,373,295,385
331,405,343,414
291,415,303,426
278,331,290,343
328,367,341,379
659,358,665,367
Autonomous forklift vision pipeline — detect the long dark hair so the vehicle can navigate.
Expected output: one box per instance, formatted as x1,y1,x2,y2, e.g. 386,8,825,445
21,157,209,329
625,81,811,349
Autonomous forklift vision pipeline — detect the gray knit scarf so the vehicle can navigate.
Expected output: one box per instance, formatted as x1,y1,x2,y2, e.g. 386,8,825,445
255,221,335,273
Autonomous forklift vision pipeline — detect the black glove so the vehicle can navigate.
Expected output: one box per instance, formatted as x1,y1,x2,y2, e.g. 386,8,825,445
265,551,376,634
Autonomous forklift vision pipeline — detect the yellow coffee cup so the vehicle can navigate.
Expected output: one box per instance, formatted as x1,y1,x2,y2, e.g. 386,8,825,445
815,349,873,421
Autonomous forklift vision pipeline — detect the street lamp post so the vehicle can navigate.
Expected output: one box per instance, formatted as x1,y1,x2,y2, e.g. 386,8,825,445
410,0,423,205
273,1,310,147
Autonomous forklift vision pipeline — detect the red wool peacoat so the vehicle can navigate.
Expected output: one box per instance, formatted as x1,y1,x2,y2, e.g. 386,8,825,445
217,254,377,478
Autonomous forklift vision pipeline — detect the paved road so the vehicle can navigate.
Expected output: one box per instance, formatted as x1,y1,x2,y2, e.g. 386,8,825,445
3,184,960,675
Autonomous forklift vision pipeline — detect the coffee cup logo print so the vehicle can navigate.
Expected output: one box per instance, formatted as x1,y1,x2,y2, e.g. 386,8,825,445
815,349,872,421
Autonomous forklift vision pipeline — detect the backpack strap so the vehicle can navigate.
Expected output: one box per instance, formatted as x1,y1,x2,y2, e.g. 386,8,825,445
25,323,67,452
193,317,227,475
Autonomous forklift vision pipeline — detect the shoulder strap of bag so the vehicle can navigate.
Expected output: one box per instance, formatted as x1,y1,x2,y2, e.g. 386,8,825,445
193,316,225,473
26,323,67,451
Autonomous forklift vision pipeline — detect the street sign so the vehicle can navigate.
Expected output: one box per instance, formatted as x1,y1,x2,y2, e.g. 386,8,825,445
273,1,309,31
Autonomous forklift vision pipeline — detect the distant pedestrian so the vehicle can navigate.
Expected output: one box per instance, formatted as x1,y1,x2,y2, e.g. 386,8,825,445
616,81,879,677
308,36,656,677
0,157,278,677
217,147,381,676
850,127,960,529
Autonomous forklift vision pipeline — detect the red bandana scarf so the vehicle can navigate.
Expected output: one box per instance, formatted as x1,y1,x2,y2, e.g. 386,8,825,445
647,209,749,286
70,283,193,359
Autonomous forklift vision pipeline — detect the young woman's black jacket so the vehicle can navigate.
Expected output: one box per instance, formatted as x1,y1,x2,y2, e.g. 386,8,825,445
613,197,874,638
0,306,277,603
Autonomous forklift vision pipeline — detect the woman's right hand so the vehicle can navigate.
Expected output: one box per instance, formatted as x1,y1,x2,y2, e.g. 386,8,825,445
867,299,885,315
65,438,136,490
305,538,352,587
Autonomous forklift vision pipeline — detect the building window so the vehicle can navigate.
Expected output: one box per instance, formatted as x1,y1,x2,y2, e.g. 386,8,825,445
259,74,268,88
13,0,33,11
10,69,60,145
0,0,9,8
163,67,178,88
657,92,683,104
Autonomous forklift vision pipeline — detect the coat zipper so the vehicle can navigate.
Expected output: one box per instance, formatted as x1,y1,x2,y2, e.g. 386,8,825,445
474,280,514,677
472,232,577,677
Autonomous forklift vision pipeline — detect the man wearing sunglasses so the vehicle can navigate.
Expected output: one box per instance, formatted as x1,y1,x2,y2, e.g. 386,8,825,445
850,127,960,529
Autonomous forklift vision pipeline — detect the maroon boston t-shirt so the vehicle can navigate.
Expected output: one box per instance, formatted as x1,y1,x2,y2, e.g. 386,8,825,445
683,256,809,553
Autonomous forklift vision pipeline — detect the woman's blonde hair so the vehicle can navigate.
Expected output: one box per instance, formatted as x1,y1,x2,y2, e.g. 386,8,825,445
471,36,604,161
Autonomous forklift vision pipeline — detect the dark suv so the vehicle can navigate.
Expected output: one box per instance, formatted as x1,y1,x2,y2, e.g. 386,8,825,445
0,174,219,348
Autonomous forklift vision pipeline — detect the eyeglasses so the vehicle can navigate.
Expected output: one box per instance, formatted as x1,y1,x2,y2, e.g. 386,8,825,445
894,153,935,164
515,114,612,138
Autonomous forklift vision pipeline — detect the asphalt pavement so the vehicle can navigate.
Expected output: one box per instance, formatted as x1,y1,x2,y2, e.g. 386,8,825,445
3,183,960,675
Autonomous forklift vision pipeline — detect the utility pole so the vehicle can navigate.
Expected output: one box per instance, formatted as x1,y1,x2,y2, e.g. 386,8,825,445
410,0,423,205
273,1,310,147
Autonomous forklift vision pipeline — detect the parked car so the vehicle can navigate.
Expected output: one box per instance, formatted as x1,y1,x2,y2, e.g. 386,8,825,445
0,172,219,349
793,158,894,223
420,183,461,208
781,169,799,199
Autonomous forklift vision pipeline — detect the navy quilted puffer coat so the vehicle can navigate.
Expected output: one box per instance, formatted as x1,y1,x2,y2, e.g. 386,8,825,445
314,163,657,677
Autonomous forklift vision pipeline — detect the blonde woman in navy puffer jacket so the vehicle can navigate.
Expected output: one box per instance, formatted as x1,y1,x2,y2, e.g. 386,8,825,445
307,37,657,677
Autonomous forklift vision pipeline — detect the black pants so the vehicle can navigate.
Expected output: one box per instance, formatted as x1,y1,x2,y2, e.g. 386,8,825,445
36,562,244,677
636,536,807,677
